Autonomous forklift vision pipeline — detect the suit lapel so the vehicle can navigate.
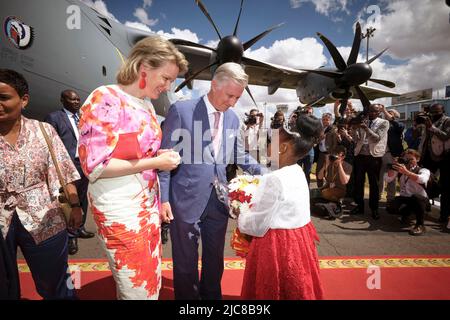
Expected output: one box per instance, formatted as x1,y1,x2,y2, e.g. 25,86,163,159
193,99,215,160
61,109,77,139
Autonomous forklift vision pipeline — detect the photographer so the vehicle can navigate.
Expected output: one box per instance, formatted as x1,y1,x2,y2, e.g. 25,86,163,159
241,108,264,162
320,145,352,202
379,107,405,203
385,149,431,236
316,112,338,188
421,103,450,228
270,110,285,130
350,104,389,219
292,108,315,185
336,117,355,196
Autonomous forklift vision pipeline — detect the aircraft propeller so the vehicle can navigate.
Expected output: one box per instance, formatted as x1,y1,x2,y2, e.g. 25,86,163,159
301,22,395,115
171,0,284,107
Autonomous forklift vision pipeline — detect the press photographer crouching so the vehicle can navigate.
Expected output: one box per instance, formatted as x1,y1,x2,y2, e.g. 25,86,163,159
312,145,352,219
385,149,431,236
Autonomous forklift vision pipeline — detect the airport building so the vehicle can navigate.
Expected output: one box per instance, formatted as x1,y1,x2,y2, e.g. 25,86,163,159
387,87,450,127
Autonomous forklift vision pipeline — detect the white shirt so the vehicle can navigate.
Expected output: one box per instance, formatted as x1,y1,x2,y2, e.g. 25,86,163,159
238,164,311,237
240,123,260,151
384,166,430,198
63,108,80,157
203,95,224,157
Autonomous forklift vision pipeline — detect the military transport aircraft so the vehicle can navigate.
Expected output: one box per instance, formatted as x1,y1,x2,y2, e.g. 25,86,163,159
0,0,399,120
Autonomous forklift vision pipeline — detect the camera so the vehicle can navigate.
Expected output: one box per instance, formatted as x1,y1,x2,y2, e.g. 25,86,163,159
348,111,368,126
414,112,430,125
329,154,338,162
387,157,409,170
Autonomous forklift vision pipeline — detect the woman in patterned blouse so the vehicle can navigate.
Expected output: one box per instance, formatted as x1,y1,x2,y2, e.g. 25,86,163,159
78,36,188,300
0,69,82,299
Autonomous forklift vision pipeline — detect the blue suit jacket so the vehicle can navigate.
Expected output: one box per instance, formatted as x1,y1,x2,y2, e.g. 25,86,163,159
158,97,260,223
44,109,78,161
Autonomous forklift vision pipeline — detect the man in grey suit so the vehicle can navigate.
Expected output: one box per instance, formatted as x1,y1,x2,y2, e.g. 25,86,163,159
158,63,260,300
350,104,389,219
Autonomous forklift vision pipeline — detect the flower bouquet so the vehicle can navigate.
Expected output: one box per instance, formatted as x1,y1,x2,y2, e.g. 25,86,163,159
228,175,260,258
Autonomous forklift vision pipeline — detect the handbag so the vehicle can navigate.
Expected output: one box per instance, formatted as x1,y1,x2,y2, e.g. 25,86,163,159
38,122,72,224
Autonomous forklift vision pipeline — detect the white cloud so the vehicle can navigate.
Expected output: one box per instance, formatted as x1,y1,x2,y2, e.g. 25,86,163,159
359,0,450,60
156,28,200,42
143,0,153,9
80,0,119,21
133,7,159,26
353,0,450,103
290,0,350,16
246,37,328,69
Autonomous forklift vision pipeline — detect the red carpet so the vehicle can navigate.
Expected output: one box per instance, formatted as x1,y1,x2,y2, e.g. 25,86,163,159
18,256,450,300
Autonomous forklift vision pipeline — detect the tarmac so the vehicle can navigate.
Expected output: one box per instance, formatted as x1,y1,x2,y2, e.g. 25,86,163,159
66,190,450,260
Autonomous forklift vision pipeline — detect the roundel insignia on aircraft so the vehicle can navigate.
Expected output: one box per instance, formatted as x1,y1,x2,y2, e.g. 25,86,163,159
4,16,34,50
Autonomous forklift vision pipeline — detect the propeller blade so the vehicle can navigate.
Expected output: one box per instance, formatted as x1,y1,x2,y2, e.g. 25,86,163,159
317,32,347,71
367,47,388,64
195,0,222,40
175,60,219,92
233,0,244,36
368,78,396,88
354,85,371,112
304,96,326,108
245,86,258,108
299,68,343,79
339,97,349,117
170,38,216,51
241,56,289,74
347,22,362,66
243,23,284,51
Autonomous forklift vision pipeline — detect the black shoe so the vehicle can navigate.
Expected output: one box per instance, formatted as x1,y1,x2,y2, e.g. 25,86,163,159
161,223,170,244
371,210,380,220
68,237,78,255
78,227,95,239
438,216,448,223
409,225,426,236
349,207,364,215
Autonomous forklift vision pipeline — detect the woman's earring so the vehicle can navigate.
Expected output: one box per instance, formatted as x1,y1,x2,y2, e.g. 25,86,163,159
139,72,147,89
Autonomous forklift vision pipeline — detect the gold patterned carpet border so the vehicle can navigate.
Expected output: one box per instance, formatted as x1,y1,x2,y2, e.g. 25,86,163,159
17,257,450,273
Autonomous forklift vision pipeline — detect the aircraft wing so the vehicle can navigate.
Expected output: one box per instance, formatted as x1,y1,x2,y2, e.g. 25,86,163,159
352,85,400,100
173,42,304,91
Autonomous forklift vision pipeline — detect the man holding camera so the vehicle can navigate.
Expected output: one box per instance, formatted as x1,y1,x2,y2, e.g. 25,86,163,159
241,108,264,163
385,149,431,236
421,103,450,229
351,104,389,219
379,106,405,203
320,145,352,202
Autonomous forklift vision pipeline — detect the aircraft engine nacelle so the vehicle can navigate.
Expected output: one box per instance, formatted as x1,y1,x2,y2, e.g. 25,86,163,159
296,72,336,106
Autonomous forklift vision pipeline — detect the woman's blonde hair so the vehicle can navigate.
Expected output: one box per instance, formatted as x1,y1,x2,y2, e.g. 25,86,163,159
117,36,189,85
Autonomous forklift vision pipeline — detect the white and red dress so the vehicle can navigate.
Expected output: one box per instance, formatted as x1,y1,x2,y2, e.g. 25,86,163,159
238,164,324,300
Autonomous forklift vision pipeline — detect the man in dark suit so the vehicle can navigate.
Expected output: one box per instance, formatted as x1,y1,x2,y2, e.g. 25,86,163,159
45,90,94,255
159,63,260,300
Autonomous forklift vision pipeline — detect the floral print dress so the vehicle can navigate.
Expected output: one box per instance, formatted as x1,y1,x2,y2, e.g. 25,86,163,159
78,85,162,300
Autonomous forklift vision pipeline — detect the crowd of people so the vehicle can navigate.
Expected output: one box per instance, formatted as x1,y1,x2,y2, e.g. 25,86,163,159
1,33,449,301
246,100,449,238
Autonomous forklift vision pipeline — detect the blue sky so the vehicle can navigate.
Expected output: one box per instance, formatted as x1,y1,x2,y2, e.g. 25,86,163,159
83,0,450,118
100,0,396,65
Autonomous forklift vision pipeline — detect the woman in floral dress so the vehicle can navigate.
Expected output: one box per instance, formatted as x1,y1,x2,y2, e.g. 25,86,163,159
78,36,188,300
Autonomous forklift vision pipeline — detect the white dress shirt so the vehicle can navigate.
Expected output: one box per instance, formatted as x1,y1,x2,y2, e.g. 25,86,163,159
203,95,223,157
238,164,311,237
384,166,430,198
63,108,80,157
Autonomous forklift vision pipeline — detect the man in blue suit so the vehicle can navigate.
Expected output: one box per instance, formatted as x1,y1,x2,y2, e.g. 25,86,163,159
45,90,94,255
159,63,260,300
